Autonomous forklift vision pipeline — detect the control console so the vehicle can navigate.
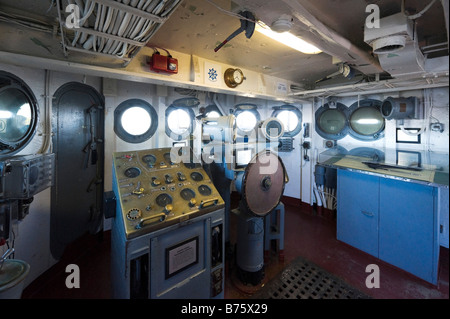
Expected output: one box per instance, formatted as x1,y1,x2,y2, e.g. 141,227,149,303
112,147,225,239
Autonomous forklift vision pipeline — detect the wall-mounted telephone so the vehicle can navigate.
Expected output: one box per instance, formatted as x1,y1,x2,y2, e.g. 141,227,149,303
303,123,310,138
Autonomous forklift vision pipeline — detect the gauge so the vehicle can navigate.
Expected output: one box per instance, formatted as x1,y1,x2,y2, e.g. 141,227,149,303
180,188,196,201
198,185,212,196
155,193,173,207
190,172,204,181
126,208,141,220
142,154,156,166
124,167,141,178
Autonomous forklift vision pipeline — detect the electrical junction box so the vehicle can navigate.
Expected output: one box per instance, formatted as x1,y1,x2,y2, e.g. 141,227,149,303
0,153,55,199
150,53,178,74
278,137,294,152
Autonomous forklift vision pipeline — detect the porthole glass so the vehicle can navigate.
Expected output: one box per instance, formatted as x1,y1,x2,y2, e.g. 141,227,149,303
319,109,346,134
0,89,32,142
277,111,298,132
350,108,384,135
271,105,302,137
114,99,158,143
121,107,151,135
315,102,349,140
165,105,195,141
234,104,260,136
236,111,257,132
198,104,222,120
347,99,384,141
206,110,221,118
167,109,190,135
0,71,38,156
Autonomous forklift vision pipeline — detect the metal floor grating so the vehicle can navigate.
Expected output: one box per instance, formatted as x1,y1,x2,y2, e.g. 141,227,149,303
252,257,371,299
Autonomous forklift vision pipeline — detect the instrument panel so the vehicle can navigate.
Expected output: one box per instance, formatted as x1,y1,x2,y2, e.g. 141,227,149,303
113,147,225,239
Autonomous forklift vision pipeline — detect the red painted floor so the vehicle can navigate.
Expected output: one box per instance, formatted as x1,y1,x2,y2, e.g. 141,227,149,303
22,203,449,299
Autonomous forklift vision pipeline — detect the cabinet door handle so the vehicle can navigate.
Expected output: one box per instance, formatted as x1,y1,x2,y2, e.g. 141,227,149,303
361,210,374,217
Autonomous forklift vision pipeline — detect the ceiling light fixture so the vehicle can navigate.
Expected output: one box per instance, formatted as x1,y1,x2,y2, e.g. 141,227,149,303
255,21,322,54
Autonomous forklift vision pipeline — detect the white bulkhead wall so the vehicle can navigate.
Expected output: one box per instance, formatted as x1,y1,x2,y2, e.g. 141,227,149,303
0,59,448,289
0,61,309,288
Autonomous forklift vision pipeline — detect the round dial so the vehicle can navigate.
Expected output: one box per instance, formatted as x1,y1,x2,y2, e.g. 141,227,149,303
124,167,141,178
155,193,173,207
224,68,244,88
126,208,141,220
180,188,196,201
233,69,243,83
142,154,156,166
198,185,212,196
190,172,204,182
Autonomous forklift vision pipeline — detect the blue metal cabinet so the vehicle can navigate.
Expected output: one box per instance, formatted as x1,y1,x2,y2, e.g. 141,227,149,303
336,169,439,285
379,178,439,285
337,170,379,257
439,187,449,248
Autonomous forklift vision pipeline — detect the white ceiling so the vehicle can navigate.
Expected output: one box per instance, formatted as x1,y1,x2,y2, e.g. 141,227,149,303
0,0,448,89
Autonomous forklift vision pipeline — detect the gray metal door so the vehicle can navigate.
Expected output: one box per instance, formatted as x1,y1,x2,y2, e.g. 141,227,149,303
51,82,104,259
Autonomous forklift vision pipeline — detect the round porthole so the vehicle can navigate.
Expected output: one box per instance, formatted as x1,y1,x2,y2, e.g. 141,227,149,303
234,104,260,136
347,99,384,141
165,106,196,141
315,102,349,140
204,104,222,118
271,105,302,137
114,99,158,143
0,71,39,156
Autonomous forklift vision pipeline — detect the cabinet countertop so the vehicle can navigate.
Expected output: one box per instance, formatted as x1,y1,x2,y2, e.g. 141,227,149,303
318,149,449,188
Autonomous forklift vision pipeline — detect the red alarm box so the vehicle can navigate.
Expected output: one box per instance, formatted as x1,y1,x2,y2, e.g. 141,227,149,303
150,53,178,74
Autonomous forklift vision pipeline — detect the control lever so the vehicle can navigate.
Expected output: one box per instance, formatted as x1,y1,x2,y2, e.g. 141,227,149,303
151,177,161,187
122,186,145,198
163,204,173,214
199,198,218,209
165,174,174,184
132,188,144,195
136,213,166,229
189,198,197,207
132,181,144,196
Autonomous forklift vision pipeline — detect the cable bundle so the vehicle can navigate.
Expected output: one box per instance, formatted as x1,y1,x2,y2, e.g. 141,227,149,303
58,0,181,63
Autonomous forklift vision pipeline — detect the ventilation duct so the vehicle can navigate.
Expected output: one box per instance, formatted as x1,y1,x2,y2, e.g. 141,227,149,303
364,13,425,77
